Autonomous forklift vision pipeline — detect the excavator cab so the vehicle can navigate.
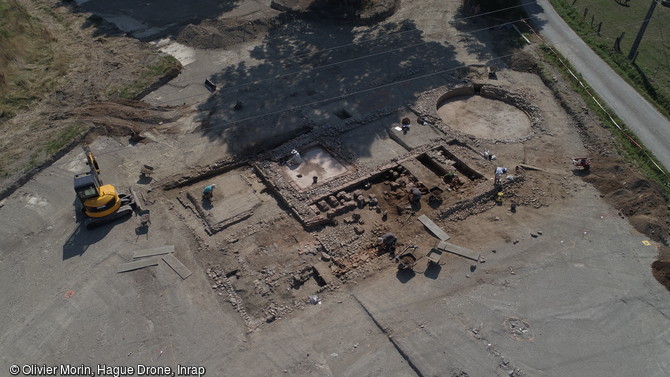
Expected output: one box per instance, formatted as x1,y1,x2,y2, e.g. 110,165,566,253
74,172,122,218
74,171,101,201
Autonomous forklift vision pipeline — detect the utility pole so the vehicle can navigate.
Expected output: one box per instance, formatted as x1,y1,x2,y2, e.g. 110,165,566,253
628,0,670,62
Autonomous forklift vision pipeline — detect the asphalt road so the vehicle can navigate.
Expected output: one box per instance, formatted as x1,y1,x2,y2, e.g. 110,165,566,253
525,0,670,171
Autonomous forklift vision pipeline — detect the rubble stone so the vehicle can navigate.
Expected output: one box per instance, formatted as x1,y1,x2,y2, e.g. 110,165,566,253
327,195,340,207
316,200,329,212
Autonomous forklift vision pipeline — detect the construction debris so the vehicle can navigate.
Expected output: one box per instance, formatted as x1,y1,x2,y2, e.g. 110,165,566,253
162,253,192,280
117,257,160,273
434,240,480,261
133,245,175,259
517,163,545,172
417,214,450,241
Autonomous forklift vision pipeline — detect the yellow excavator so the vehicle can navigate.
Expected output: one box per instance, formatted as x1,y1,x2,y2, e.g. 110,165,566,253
73,144,136,229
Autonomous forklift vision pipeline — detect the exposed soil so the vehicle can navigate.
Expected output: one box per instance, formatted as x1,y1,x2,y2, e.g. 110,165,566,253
153,49,670,329
175,18,280,50
533,46,670,286
2,0,669,332
0,0,180,194
437,95,532,139
652,259,670,288
74,100,187,138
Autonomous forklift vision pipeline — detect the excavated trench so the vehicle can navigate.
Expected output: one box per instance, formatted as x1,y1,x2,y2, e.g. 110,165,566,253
435,85,543,142
437,95,532,139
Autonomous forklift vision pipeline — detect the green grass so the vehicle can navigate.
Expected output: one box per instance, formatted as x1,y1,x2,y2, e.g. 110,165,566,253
0,0,65,120
22,123,85,171
44,123,85,155
0,1,177,180
114,55,181,99
538,44,670,199
549,0,670,119
38,4,67,27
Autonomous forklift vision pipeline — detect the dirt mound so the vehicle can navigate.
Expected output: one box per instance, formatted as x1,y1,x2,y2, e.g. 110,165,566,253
75,100,186,137
506,51,538,73
652,259,670,288
175,19,278,50
538,53,670,290
581,162,668,243
271,0,399,25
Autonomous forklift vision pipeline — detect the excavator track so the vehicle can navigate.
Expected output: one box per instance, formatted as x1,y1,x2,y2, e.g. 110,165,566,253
84,193,136,230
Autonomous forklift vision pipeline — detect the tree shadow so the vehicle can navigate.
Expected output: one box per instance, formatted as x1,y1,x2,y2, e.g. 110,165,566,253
520,0,551,32
452,1,549,67
196,17,460,161
71,0,243,39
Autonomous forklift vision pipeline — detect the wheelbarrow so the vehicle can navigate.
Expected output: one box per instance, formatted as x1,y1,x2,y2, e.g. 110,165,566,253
140,164,155,178
395,245,418,271
137,210,151,227
426,248,444,265
396,253,417,271
571,158,591,170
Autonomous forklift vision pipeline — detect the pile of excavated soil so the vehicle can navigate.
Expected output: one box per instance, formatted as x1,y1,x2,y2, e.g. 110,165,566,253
583,163,669,244
652,259,670,288
506,50,538,73
175,19,279,50
75,100,186,136
271,0,398,23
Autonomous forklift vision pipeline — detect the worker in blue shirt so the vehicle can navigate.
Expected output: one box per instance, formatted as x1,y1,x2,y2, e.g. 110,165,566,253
202,184,216,200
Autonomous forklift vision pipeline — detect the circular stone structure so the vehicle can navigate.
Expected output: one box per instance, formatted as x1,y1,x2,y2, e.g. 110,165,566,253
437,95,532,140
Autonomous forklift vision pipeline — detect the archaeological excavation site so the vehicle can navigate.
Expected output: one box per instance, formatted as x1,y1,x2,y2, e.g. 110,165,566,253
153,74,577,328
3,1,669,375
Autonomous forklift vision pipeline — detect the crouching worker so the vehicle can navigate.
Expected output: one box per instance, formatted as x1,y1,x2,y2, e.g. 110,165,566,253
202,184,216,200
377,233,398,252
409,187,422,205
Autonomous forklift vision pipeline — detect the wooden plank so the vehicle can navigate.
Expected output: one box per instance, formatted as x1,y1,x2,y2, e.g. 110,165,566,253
518,163,545,172
118,257,160,273
129,187,143,212
418,214,450,241
162,253,192,280
133,245,175,259
401,159,444,189
435,240,479,261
